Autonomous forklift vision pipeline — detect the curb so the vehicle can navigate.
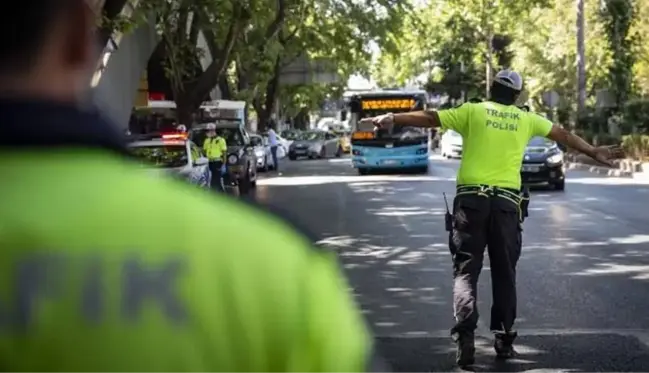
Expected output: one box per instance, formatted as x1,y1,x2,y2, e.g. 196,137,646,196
564,162,634,178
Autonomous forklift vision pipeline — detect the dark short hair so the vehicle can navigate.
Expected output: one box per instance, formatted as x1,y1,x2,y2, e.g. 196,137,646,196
490,81,521,106
0,0,76,72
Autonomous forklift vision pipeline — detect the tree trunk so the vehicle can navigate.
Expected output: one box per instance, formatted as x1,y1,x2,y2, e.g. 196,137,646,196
294,108,308,130
254,57,282,130
218,76,232,99
184,11,246,108
485,32,494,99
576,0,586,122
252,98,268,130
175,98,194,127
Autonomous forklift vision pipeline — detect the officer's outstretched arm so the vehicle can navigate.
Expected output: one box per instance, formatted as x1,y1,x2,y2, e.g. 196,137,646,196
546,125,597,158
546,124,625,166
392,110,441,129
293,250,388,372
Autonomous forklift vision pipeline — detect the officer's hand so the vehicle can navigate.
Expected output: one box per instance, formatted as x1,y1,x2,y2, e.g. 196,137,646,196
359,113,395,130
592,145,625,167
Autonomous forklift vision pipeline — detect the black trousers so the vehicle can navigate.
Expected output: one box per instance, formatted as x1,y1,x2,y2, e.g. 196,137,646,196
449,193,522,337
208,160,224,192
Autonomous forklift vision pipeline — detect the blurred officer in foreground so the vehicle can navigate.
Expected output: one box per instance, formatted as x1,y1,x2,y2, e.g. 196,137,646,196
361,69,624,367
203,122,227,191
0,1,379,371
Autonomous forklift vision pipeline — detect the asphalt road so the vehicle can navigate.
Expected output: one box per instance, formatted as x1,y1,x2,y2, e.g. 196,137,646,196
253,154,649,372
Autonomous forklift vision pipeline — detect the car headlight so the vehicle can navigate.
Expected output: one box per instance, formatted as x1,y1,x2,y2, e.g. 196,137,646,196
228,154,238,164
546,153,563,165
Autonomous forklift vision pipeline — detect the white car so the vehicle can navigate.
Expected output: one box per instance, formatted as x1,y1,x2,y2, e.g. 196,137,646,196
441,130,463,158
250,134,275,171
262,132,290,158
128,133,211,187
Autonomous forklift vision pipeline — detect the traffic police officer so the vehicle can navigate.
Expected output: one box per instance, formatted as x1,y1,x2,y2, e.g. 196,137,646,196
362,69,624,367
203,122,227,191
0,1,381,371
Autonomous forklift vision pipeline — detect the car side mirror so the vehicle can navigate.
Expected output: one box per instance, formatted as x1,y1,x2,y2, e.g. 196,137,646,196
194,157,209,166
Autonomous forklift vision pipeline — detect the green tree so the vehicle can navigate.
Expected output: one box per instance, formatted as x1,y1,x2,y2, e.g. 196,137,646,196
510,0,611,120
374,0,548,98
632,0,649,96
146,0,256,124
600,0,639,111
219,0,411,127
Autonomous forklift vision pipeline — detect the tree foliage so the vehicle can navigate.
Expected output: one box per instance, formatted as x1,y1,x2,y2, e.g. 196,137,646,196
373,0,646,123
219,0,411,127
599,0,639,110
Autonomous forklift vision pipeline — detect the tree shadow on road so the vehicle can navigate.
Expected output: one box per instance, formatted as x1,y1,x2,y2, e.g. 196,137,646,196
252,169,649,369
378,333,649,372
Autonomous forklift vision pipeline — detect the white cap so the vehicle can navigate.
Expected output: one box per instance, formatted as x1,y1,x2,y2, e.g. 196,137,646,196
206,123,216,130
494,69,523,91
176,124,187,132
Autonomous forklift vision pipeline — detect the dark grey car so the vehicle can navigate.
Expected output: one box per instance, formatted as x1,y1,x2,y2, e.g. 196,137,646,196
288,131,341,160
189,120,258,195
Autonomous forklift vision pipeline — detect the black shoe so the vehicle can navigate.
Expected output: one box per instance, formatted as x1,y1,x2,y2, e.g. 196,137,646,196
452,332,476,367
494,332,517,359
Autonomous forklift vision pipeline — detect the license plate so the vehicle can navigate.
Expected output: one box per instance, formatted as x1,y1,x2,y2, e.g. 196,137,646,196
382,160,398,165
385,143,393,148
295,149,306,153
522,165,540,172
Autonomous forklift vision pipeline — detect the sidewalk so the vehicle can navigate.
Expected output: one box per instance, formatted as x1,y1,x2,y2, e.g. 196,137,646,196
565,153,649,179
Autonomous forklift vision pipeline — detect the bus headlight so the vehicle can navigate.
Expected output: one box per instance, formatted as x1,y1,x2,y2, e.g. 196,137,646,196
546,153,563,165
228,154,239,164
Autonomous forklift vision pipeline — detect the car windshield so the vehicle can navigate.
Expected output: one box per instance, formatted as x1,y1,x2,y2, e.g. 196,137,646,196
129,144,188,168
300,132,325,141
250,135,265,146
218,128,245,146
191,127,245,146
528,136,554,147
282,131,299,140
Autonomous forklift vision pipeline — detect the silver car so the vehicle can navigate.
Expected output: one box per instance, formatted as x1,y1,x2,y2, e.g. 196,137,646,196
288,131,341,160
250,134,274,171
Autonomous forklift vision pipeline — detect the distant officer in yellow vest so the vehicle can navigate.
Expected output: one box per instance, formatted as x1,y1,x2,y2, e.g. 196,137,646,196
203,123,227,191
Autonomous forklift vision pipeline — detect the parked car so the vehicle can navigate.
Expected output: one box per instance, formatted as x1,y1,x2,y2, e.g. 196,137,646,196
189,119,258,195
440,130,463,158
128,132,211,188
250,134,274,171
288,131,342,160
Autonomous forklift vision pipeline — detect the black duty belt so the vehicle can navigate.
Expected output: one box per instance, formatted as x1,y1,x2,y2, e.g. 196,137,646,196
455,184,530,223
456,184,522,205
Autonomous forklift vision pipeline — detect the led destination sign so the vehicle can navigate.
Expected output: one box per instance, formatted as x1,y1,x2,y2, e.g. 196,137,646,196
361,98,416,110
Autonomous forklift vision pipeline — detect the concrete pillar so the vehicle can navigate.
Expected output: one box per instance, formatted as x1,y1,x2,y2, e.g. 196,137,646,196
93,15,159,130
